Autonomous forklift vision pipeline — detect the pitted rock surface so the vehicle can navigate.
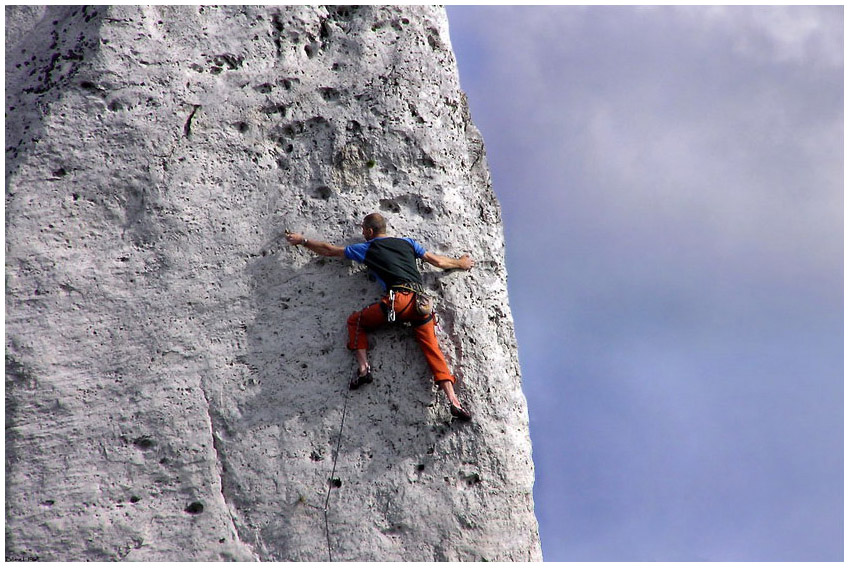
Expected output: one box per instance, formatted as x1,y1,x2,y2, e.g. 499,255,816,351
5,5,541,561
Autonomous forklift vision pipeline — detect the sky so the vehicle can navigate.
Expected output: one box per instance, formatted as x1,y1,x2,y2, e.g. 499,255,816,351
446,5,843,562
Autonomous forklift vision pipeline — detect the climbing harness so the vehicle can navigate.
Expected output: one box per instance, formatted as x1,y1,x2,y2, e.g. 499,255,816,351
386,283,433,325
392,282,433,317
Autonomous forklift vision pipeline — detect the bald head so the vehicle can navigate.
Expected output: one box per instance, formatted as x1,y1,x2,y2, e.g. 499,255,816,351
362,212,387,237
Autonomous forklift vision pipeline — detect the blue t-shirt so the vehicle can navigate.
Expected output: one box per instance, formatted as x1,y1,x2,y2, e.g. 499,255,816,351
345,237,427,291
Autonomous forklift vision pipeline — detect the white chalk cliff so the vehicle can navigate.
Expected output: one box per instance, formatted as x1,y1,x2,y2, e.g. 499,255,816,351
5,5,541,561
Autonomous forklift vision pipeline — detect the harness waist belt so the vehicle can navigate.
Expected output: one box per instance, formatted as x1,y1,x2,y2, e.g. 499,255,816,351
390,282,424,294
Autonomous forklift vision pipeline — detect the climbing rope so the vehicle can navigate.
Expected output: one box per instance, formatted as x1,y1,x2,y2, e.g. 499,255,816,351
323,385,349,562
323,311,362,561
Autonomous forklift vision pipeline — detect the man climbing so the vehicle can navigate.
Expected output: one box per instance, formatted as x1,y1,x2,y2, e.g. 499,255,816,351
285,212,474,421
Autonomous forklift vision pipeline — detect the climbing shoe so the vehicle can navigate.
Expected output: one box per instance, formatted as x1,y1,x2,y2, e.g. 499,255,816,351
450,403,472,422
349,367,373,390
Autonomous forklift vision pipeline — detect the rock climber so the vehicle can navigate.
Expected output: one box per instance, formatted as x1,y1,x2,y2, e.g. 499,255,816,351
285,212,474,421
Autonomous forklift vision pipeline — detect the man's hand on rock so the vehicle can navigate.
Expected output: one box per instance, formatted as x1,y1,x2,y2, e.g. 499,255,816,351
458,254,475,270
285,231,307,246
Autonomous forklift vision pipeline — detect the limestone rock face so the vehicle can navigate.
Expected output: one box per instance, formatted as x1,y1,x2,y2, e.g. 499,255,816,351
5,5,541,562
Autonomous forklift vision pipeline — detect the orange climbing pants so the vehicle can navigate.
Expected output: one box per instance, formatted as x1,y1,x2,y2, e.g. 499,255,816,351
347,290,455,384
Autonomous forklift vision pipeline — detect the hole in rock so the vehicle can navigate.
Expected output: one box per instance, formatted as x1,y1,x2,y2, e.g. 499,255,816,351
319,87,339,101
185,501,204,514
379,199,400,213
133,436,155,450
312,186,332,200
463,472,481,486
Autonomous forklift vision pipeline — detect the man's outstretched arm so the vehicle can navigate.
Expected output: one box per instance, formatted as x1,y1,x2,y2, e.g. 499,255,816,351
423,251,475,271
285,231,345,257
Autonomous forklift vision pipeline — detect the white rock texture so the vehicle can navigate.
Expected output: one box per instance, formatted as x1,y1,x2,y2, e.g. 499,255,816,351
5,5,541,562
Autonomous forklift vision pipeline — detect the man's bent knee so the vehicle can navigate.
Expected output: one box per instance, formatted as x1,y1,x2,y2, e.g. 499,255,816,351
347,311,360,326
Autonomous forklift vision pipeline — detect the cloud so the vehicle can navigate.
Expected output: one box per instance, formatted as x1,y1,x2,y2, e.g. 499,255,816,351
447,5,843,561
451,5,842,282
672,6,844,68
